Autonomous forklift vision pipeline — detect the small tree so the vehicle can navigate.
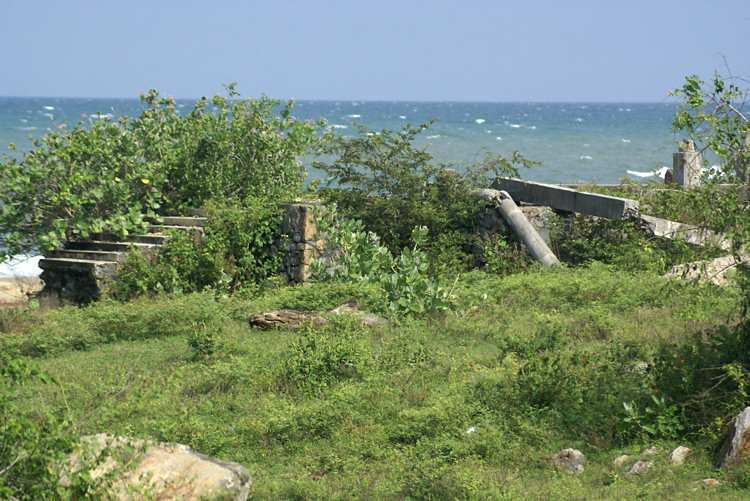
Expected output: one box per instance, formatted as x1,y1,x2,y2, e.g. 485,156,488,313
670,69,749,181
312,121,540,265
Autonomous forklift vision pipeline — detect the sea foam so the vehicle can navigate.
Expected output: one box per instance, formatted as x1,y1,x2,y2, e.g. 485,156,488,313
0,255,42,278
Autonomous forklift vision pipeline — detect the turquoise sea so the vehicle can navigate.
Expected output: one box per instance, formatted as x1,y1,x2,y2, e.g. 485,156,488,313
0,97,693,276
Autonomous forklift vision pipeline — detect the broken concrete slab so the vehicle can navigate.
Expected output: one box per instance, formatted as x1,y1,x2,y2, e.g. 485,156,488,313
637,214,732,251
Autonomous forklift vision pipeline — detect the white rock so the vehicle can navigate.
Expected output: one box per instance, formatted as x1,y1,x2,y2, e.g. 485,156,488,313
553,448,585,474
717,406,750,467
61,434,251,500
627,459,653,475
669,446,690,465
642,446,660,456
613,454,631,467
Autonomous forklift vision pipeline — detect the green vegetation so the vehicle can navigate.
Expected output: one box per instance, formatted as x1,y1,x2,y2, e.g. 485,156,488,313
114,201,284,298
0,85,323,261
3,72,750,497
2,267,748,498
308,207,455,316
313,121,541,271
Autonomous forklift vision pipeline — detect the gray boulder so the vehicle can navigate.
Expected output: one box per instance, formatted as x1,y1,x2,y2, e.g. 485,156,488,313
553,448,585,474
61,434,251,500
717,406,750,467
627,459,653,475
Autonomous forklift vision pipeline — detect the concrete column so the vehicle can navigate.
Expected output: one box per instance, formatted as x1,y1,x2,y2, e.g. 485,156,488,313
673,140,702,187
476,189,559,266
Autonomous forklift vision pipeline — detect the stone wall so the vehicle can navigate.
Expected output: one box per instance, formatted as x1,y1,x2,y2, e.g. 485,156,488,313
278,203,327,284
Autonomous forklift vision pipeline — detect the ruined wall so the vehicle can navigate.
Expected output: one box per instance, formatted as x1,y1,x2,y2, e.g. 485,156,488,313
278,201,558,284
277,203,327,284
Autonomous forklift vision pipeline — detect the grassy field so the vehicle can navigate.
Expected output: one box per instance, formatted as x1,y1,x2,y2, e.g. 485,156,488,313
3,263,750,499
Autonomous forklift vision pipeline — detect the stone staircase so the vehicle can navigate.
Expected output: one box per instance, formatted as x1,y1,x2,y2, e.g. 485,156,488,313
38,215,207,304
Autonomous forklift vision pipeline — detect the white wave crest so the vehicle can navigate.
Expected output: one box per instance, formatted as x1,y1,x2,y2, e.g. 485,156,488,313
43,105,54,111
475,119,486,124
621,138,631,143
627,169,653,178
333,124,348,129
398,115,406,119
575,118,583,122
347,114,361,118
426,135,441,139
509,124,521,128
579,155,593,160
0,254,42,278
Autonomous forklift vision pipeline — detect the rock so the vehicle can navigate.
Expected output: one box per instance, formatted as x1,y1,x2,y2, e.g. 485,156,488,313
642,446,661,456
613,454,631,467
61,434,250,500
669,446,690,465
552,448,585,474
632,362,649,373
695,478,721,490
250,301,387,330
663,255,738,287
331,299,388,327
249,309,326,329
626,460,653,475
717,406,750,467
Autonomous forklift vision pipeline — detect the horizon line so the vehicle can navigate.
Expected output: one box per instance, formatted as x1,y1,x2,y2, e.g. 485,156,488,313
0,95,680,105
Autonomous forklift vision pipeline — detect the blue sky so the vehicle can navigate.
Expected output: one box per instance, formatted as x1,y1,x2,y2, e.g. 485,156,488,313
1,0,748,102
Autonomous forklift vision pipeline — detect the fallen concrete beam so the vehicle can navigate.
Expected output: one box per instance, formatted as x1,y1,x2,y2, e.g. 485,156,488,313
475,189,559,266
491,178,640,221
637,214,732,251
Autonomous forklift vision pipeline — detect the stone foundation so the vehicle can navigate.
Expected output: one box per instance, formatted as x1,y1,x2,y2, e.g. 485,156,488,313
277,202,329,284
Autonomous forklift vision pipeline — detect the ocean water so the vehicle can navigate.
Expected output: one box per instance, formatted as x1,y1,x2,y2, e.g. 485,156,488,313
0,97,688,277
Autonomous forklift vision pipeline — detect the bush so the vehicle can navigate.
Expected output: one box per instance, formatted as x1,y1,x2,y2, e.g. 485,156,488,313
0,85,323,261
308,208,455,316
280,316,367,394
0,293,230,359
313,121,540,269
0,359,77,499
114,201,283,298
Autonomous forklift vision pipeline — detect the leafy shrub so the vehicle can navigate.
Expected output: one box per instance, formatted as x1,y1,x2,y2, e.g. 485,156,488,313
280,316,367,394
115,201,282,298
618,394,685,441
0,85,323,261
670,70,749,181
549,214,722,273
0,359,79,499
186,322,221,357
313,121,540,268
308,208,455,316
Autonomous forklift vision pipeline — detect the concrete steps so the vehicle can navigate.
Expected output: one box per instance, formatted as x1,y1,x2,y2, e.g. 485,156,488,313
39,215,207,303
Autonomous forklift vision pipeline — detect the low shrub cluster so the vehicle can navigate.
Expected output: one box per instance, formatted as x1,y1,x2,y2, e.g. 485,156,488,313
0,293,229,361
115,201,283,298
308,208,455,316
